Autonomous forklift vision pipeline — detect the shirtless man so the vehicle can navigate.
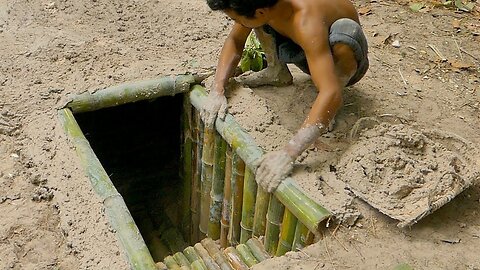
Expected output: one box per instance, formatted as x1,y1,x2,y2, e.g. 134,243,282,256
201,0,369,192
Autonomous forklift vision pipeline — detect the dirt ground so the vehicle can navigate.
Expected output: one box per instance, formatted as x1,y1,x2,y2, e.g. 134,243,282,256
0,0,479,269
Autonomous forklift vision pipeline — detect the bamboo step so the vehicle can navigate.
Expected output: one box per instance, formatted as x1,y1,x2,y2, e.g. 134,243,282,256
160,237,271,270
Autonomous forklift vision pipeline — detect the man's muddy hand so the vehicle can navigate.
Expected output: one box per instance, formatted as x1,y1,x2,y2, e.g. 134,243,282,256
255,150,294,192
200,90,228,128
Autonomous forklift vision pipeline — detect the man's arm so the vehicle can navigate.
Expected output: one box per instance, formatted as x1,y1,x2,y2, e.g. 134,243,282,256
256,24,343,192
201,23,251,127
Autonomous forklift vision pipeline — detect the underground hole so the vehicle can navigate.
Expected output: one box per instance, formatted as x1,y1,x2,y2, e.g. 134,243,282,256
74,94,189,261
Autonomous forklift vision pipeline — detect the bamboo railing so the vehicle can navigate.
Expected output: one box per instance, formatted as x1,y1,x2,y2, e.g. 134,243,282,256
60,75,331,270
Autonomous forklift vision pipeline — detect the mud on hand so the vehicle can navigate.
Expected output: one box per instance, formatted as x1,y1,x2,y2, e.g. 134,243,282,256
200,90,228,128
255,150,294,192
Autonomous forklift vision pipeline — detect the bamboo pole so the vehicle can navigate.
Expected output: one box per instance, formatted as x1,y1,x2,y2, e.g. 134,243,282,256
229,153,245,246
190,260,207,270
264,195,284,255
194,243,221,270
58,108,156,270
240,167,257,244
220,146,233,248
235,244,259,267
189,85,331,234
183,246,202,263
200,239,233,270
223,247,249,270
292,222,312,252
164,256,181,270
200,125,215,236
156,262,167,270
276,209,298,256
191,110,203,243
67,74,196,113
246,238,271,262
252,188,269,238
208,133,227,240
181,94,193,242
173,252,191,268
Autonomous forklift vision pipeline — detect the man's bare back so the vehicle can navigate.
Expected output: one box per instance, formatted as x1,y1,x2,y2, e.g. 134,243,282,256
202,0,369,192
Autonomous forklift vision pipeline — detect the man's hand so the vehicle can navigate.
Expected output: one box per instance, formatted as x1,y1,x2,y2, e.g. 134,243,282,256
200,90,228,128
256,149,294,192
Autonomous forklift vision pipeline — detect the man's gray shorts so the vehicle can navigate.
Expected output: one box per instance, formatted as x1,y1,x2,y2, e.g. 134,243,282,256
263,18,369,86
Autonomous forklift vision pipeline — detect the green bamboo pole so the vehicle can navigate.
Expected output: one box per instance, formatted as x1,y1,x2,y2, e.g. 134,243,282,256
252,188,269,238
200,239,233,270
276,209,298,256
223,247,249,270
208,133,227,240
292,222,311,252
200,126,215,236
197,112,206,240
181,94,193,242
235,244,259,267
194,243,221,270
191,110,202,243
264,195,284,255
156,262,167,270
220,146,233,248
164,256,181,270
246,238,271,262
189,85,331,234
67,74,196,113
183,246,202,263
190,260,207,270
240,167,257,244
58,108,156,270
173,252,191,268
229,153,245,246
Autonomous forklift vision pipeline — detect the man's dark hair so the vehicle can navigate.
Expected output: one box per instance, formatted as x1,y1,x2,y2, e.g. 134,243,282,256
207,0,278,18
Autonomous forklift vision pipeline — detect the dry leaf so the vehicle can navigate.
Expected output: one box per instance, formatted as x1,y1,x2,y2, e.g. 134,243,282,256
450,61,474,69
452,19,461,28
358,6,372,15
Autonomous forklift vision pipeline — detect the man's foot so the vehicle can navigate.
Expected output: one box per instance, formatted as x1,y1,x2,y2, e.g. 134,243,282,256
235,65,293,87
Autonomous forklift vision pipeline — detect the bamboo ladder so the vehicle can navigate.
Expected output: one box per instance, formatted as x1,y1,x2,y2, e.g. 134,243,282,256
59,75,331,270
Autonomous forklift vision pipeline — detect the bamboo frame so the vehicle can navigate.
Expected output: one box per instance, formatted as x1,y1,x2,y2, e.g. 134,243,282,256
67,74,196,113
276,209,298,256
58,108,156,270
223,247,249,270
194,243,221,270
229,152,245,246
190,260,207,270
208,133,227,240
189,85,331,234
200,126,215,235
173,252,191,268
220,146,233,248
181,94,193,242
292,222,313,252
252,188,269,238
200,239,233,270
245,238,270,262
235,244,258,267
164,256,181,270
264,195,284,255
183,246,202,263
191,110,203,243
240,168,257,243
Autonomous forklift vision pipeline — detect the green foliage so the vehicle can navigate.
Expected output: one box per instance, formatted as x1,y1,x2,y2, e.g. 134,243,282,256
240,32,265,73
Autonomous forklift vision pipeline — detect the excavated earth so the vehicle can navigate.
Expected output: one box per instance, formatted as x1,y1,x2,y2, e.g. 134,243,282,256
0,0,479,269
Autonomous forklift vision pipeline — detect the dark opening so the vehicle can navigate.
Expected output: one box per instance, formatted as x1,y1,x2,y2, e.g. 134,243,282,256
75,95,187,262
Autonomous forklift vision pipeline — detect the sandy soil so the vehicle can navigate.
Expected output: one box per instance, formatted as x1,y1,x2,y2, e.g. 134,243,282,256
0,0,479,269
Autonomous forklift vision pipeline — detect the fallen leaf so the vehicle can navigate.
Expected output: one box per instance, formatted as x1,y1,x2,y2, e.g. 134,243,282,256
410,2,425,12
358,6,372,15
450,61,474,69
454,0,475,12
452,19,461,28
